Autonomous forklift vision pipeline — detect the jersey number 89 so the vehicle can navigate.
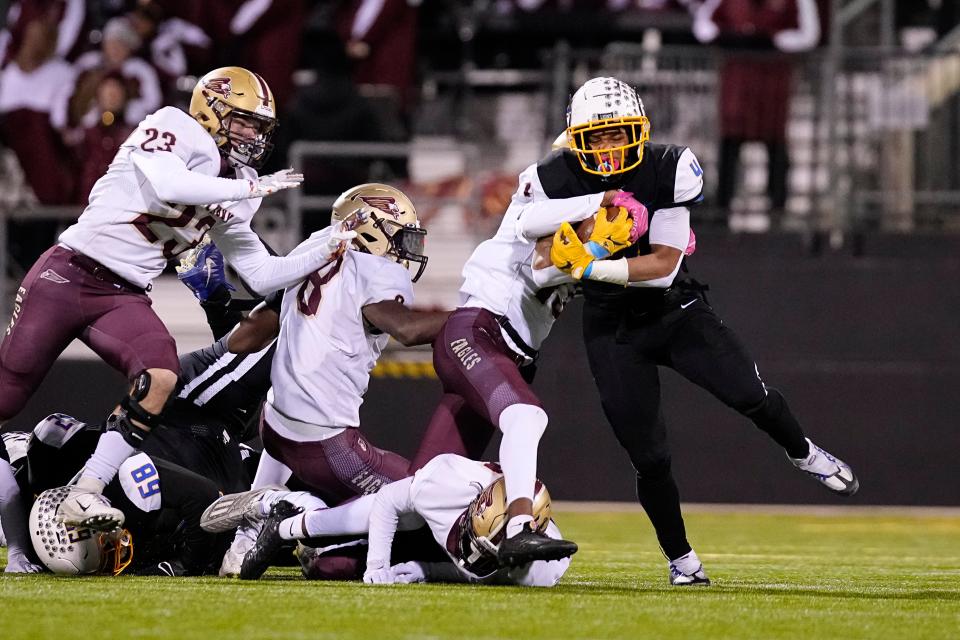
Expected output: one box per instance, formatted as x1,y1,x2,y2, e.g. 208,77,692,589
130,462,160,498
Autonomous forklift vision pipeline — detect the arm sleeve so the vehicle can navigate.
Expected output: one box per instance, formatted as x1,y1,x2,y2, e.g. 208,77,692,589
625,207,687,289
531,263,576,288
131,150,250,205
198,285,244,340
207,223,335,295
366,477,418,571
513,165,604,241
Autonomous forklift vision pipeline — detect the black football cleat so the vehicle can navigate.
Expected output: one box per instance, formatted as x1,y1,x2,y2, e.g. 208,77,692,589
239,500,302,580
497,522,578,568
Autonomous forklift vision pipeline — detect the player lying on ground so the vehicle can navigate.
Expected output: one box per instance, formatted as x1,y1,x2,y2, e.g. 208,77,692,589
202,454,572,586
3,414,226,575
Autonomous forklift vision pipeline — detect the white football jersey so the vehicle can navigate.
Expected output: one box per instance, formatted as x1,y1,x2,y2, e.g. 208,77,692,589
458,163,596,355
267,238,414,432
59,106,255,288
408,454,570,586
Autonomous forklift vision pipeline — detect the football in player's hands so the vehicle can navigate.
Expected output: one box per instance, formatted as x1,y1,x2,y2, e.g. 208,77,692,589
531,216,596,270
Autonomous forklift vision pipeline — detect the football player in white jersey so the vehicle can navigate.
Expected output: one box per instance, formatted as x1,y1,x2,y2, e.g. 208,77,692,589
0,66,352,531
205,453,572,586
206,183,450,572
408,135,634,568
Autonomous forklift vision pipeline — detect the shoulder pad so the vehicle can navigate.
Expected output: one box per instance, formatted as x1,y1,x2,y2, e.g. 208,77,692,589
536,150,595,198
33,413,88,449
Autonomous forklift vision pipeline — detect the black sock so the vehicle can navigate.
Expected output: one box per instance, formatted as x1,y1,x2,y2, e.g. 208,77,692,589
635,471,691,561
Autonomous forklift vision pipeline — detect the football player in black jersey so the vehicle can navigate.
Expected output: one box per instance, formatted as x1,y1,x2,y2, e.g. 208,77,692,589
543,77,858,585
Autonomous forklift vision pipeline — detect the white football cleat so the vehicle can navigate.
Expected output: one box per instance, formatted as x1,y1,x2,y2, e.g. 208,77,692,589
668,551,711,586
789,438,859,496
56,487,124,531
219,522,261,577
201,485,285,533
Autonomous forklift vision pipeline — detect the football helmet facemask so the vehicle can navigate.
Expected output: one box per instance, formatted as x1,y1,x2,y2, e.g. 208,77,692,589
190,66,278,170
30,486,134,576
566,76,650,177
458,475,553,577
331,183,428,282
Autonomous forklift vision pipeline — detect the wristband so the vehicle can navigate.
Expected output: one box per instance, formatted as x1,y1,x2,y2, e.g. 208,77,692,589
583,258,629,286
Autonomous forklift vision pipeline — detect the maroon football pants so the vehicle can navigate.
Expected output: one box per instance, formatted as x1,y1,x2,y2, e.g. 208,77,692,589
0,246,179,422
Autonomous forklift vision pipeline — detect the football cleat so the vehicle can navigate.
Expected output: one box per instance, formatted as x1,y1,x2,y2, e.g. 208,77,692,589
56,487,125,531
239,501,302,580
497,522,578,568
789,438,859,496
201,485,284,533
219,528,258,578
668,560,711,586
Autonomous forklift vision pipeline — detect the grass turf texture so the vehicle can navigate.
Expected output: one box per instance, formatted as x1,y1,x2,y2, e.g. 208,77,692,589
2,508,958,640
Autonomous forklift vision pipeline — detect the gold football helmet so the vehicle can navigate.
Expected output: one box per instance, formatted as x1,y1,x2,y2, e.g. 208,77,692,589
189,66,277,169
331,183,428,282
457,475,553,576
566,76,650,177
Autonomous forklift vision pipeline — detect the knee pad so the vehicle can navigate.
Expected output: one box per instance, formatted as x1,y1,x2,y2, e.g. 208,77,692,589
108,372,163,448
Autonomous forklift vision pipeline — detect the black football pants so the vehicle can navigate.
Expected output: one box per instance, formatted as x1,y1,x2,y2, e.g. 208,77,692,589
582,293,808,560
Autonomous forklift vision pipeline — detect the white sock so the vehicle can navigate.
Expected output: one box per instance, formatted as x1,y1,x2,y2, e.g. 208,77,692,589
506,515,534,539
498,403,548,507
80,431,135,488
301,494,377,538
670,550,702,574
0,460,32,558
258,490,326,517
279,513,308,541
251,450,292,488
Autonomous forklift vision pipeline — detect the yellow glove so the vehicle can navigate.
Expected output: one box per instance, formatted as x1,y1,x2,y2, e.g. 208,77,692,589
587,206,634,258
550,222,594,280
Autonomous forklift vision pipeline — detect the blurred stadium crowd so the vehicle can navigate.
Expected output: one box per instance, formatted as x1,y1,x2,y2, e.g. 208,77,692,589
1,0,958,275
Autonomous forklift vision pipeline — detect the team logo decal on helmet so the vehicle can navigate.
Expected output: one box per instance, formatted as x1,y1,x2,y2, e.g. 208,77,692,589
457,475,553,577
331,183,429,282
204,77,234,99
358,196,403,219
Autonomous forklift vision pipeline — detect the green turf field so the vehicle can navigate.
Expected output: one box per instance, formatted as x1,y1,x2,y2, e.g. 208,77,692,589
2,508,958,640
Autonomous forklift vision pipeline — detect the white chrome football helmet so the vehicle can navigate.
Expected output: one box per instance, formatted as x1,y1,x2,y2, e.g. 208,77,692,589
30,487,133,575
566,76,650,177
331,183,428,282
458,475,553,576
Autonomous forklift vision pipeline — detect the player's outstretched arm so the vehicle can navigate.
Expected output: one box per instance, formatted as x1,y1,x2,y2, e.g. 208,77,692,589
207,223,349,296
364,478,418,584
362,301,451,347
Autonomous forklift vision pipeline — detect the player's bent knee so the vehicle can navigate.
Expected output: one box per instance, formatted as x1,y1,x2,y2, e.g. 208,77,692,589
143,368,178,398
